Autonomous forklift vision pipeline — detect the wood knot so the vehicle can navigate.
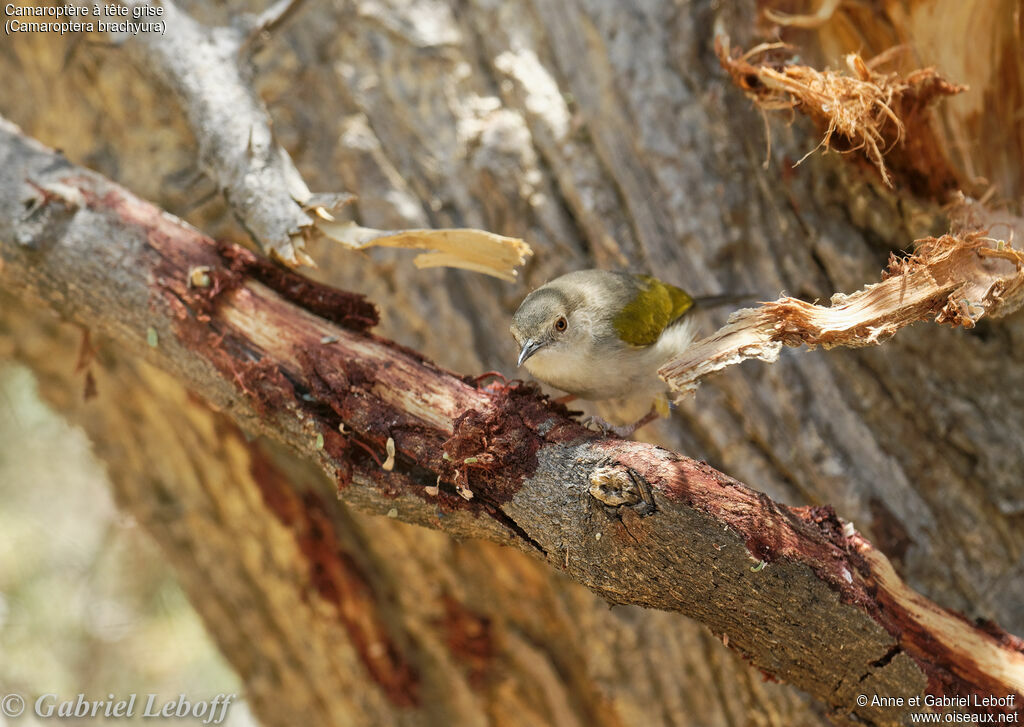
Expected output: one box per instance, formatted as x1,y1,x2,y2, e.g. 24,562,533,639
589,464,655,515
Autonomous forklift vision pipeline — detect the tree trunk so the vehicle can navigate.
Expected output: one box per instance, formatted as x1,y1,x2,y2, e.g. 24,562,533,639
1,2,1021,726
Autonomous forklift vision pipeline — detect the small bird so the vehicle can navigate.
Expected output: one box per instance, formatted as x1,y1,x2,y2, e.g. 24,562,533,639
510,269,698,436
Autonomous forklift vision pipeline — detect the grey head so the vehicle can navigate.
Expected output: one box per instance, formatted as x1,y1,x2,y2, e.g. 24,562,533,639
510,270,636,368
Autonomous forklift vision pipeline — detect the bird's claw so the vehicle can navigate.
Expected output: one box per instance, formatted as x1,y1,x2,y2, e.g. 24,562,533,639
582,415,628,437
582,408,659,438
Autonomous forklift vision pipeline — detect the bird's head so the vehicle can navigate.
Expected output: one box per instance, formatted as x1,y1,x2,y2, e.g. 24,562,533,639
510,281,595,370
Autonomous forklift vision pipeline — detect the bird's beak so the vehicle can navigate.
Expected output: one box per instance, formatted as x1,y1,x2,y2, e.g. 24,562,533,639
517,339,545,367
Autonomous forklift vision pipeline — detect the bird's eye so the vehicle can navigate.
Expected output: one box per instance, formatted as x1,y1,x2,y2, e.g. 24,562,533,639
554,316,568,332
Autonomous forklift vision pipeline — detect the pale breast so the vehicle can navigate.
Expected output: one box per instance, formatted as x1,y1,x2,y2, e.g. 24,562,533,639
523,342,664,401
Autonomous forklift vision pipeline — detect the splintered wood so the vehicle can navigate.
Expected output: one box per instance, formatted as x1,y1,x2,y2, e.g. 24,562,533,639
715,37,964,190
313,216,532,282
660,230,1024,398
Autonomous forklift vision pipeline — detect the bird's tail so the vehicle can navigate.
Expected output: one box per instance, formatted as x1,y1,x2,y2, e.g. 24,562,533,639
692,293,762,308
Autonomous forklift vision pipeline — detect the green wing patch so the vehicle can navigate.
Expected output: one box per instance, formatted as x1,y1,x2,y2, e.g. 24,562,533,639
613,275,694,347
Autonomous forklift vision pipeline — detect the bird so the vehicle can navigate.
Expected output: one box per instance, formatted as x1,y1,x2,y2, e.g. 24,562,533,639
510,269,698,436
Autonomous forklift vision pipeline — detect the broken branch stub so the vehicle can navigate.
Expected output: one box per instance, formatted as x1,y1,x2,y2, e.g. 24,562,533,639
661,229,1024,397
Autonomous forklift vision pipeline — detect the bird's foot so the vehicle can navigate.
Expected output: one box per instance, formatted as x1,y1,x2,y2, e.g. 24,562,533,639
582,407,659,438
553,394,577,405
582,416,632,438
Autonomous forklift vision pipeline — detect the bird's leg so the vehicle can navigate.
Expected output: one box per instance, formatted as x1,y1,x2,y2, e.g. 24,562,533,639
553,394,577,405
583,406,660,438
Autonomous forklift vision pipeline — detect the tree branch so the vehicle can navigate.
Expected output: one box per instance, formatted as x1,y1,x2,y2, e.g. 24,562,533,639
1,118,1021,725
121,0,532,280
124,0,316,265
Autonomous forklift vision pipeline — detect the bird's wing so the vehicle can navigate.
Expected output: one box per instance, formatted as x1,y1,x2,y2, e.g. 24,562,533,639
612,274,694,347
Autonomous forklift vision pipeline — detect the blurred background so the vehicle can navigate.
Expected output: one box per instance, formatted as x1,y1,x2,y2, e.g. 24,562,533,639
0,364,253,726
